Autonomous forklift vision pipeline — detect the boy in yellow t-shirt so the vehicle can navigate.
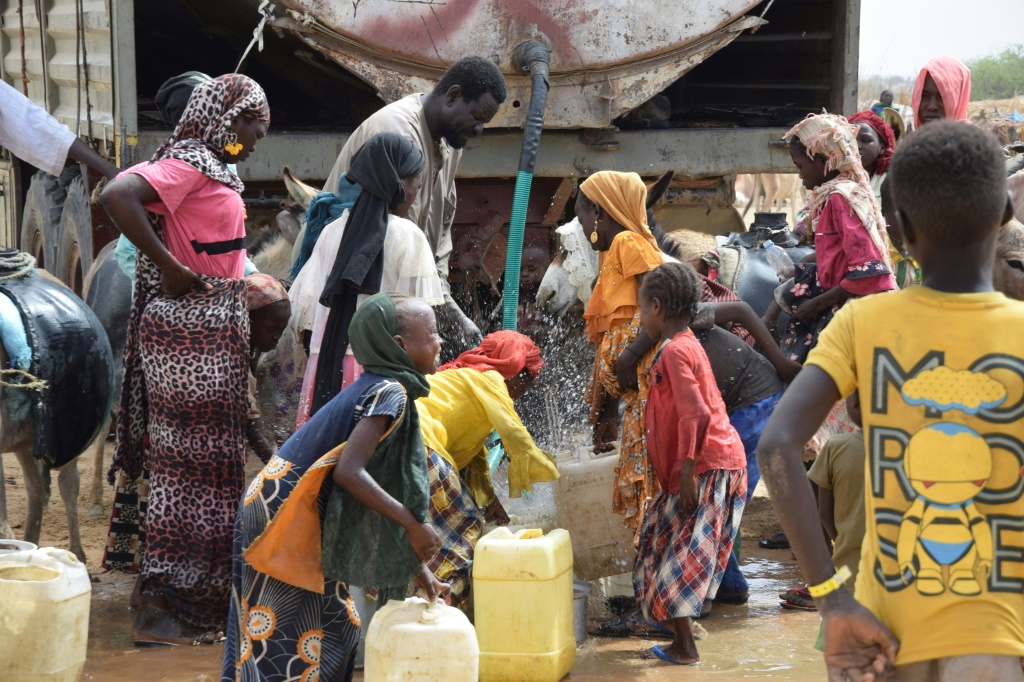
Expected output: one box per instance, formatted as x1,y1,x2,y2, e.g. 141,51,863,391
758,121,1024,682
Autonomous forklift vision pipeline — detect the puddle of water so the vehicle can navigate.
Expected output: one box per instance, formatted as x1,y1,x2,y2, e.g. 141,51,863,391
83,560,824,681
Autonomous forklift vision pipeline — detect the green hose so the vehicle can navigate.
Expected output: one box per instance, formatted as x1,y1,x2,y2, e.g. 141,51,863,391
501,170,532,330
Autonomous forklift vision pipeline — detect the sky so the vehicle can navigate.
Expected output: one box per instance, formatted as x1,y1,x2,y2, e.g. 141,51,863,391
858,0,1024,78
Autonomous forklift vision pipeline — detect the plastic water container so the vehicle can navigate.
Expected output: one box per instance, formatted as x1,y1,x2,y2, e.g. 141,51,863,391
364,597,478,681
0,547,91,681
554,445,636,580
474,527,575,681
763,239,795,279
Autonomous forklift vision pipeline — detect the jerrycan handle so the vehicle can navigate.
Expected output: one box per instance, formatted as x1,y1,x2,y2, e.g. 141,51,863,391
514,528,543,540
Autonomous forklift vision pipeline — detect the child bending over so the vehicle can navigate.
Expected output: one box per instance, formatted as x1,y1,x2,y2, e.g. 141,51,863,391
633,261,747,665
759,122,1024,682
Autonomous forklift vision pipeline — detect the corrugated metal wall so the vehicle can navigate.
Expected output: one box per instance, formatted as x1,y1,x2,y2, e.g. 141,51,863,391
0,0,113,143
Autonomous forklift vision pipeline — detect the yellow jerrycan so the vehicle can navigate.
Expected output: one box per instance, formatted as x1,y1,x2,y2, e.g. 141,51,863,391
474,527,574,681
0,546,91,681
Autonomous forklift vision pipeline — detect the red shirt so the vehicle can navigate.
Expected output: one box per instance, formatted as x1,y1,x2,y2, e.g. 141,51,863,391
645,331,745,493
814,193,895,296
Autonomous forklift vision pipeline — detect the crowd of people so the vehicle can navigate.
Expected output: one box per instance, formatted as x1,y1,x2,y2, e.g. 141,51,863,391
1,45,1022,682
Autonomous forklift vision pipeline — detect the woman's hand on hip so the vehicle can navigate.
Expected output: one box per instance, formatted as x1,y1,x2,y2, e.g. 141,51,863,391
162,261,212,298
407,521,442,563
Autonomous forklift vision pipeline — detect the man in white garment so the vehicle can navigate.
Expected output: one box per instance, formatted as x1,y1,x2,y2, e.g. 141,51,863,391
323,56,507,348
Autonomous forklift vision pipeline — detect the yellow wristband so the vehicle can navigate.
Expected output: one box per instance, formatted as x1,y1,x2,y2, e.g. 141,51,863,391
807,565,852,599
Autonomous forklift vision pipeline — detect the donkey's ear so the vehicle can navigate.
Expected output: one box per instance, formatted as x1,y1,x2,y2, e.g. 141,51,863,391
646,171,674,210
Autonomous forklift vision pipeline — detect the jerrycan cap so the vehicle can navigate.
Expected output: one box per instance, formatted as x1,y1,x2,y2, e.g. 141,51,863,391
514,528,544,540
418,600,446,624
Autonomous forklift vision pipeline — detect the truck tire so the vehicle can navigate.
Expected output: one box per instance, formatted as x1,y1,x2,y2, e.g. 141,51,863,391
20,172,67,272
57,174,93,296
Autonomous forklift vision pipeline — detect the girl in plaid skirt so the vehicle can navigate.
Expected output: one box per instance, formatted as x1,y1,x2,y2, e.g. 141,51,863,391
633,262,748,665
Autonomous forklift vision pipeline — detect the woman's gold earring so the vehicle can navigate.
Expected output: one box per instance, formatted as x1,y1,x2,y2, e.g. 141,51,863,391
224,132,243,156
590,228,599,244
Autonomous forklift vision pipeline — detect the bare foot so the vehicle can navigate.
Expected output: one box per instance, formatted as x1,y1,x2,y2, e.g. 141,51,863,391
132,593,224,646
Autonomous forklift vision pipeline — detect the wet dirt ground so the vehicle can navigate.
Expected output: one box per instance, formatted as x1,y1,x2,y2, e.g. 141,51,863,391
4,442,824,681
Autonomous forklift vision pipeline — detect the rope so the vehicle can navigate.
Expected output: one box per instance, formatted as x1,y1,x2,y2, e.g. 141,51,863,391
236,1,276,72
0,368,47,391
0,252,36,280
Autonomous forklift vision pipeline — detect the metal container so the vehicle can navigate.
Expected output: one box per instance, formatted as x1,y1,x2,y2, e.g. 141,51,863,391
573,580,594,646
272,0,763,129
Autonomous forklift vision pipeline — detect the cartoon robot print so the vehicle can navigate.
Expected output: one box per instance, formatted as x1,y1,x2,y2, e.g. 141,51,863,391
896,366,1007,596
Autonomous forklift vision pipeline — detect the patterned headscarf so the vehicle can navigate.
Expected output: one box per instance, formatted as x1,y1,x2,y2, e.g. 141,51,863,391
244,273,288,311
439,330,544,381
848,111,895,176
152,74,270,193
785,111,891,269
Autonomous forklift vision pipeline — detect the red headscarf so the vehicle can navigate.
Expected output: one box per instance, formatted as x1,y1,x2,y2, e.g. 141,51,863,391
848,111,896,176
911,56,971,129
439,331,544,381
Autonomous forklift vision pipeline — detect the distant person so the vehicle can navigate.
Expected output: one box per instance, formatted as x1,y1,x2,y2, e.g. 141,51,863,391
632,261,747,666
0,78,119,180
758,121,1024,682
870,89,895,117
912,56,971,128
321,56,509,351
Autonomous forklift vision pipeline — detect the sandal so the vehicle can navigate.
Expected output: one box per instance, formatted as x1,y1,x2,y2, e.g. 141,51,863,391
713,588,749,605
779,585,817,612
644,644,698,666
759,531,791,550
596,608,674,639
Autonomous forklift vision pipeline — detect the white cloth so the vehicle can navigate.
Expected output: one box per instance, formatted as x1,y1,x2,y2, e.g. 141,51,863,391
323,94,461,293
0,79,76,176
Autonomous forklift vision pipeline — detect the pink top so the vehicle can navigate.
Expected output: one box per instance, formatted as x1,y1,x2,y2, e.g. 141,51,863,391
645,331,745,493
814,193,896,296
123,158,246,278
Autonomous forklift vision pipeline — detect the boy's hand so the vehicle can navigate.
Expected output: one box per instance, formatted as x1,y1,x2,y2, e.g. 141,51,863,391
484,498,510,525
680,474,699,516
406,522,442,563
821,591,899,682
413,565,451,604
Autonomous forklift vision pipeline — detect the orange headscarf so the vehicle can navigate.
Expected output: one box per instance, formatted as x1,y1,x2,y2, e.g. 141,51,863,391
579,171,663,341
439,330,544,380
912,56,971,129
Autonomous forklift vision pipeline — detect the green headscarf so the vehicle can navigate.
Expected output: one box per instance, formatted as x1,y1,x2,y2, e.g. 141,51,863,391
321,293,431,596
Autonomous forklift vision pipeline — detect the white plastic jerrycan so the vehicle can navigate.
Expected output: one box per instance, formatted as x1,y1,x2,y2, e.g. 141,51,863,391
0,546,91,681
364,597,478,681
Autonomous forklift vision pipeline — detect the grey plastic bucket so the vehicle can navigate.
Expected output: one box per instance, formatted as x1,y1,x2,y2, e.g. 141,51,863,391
573,580,594,645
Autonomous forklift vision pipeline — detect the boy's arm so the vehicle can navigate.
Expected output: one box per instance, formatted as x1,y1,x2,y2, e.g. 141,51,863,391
708,301,802,383
758,366,898,681
793,285,855,325
817,486,837,541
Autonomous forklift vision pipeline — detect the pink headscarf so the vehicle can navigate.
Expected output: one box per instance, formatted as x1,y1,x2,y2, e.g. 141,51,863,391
912,56,971,128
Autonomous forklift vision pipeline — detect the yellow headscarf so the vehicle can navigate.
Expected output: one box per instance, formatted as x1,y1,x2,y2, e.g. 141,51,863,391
580,171,663,341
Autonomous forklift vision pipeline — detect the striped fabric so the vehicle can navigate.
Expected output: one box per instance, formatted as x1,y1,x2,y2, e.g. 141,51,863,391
633,468,746,621
426,449,483,610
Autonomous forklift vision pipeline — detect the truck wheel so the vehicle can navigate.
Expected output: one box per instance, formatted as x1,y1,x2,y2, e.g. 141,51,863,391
57,174,92,296
20,172,67,272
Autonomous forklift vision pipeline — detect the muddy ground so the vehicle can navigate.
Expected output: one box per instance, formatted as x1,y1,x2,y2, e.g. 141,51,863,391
2,441,825,680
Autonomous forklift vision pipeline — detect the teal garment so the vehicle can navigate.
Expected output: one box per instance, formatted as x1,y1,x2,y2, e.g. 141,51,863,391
320,293,431,596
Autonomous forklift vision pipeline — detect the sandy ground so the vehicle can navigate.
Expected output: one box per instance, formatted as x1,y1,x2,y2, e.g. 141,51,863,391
3,439,819,681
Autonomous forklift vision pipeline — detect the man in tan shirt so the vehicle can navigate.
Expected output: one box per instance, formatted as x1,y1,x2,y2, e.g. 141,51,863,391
324,56,507,346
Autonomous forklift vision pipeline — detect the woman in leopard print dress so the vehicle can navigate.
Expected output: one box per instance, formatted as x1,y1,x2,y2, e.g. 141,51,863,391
99,74,270,646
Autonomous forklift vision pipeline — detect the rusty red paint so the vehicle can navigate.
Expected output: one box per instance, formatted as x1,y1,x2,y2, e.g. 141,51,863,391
361,0,482,64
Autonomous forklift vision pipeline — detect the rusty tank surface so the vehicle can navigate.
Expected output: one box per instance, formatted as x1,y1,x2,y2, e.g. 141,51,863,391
272,0,765,129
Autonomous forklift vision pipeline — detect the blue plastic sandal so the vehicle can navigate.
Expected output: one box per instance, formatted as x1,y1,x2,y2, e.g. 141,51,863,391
648,644,697,666
645,621,674,637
